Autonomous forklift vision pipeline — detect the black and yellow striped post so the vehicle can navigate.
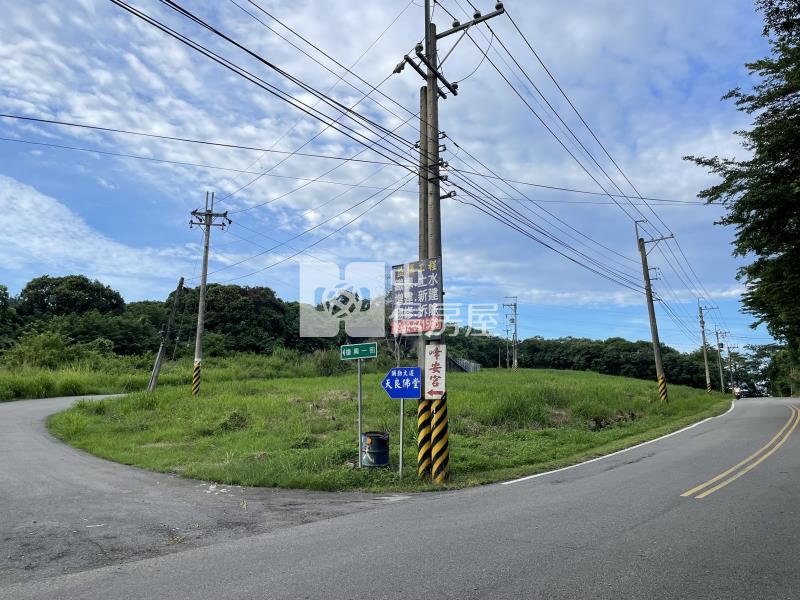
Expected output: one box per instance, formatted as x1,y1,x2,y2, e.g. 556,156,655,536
417,399,432,479
657,375,668,403
706,383,712,394
192,360,201,395
430,394,449,484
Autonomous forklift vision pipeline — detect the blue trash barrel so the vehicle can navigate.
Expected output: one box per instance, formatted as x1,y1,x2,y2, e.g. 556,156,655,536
361,431,390,467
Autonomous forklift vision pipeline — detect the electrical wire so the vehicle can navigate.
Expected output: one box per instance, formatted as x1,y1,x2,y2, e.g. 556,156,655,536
215,174,414,283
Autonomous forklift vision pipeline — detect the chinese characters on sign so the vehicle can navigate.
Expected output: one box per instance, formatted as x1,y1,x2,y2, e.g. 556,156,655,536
339,342,378,361
381,367,422,400
424,344,446,400
391,257,443,335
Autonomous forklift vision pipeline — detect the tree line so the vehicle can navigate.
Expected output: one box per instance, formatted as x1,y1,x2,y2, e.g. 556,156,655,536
686,0,799,395
1,274,786,392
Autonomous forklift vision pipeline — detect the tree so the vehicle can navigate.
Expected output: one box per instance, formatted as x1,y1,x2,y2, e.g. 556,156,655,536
0,285,19,349
43,310,159,355
686,0,800,360
125,300,168,329
18,275,125,317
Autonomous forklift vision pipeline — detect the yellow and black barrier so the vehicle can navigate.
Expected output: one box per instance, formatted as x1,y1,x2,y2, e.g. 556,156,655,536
192,361,201,395
658,375,668,403
706,383,712,393
417,399,432,479
431,395,449,484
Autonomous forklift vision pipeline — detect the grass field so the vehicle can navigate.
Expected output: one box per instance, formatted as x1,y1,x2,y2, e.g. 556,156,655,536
48,369,730,492
0,349,389,402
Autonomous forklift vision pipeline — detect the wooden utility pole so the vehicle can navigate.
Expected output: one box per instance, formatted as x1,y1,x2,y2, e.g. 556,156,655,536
189,192,230,395
636,222,672,402
147,277,184,393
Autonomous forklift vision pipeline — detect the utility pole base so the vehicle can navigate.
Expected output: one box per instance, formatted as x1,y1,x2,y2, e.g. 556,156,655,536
192,361,201,396
417,399,432,479
658,375,668,403
430,394,449,484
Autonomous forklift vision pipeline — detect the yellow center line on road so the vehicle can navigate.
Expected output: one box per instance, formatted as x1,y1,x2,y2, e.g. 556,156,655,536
681,405,799,500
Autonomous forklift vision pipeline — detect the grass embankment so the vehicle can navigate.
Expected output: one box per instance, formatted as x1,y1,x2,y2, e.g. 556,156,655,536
48,369,730,492
0,349,389,402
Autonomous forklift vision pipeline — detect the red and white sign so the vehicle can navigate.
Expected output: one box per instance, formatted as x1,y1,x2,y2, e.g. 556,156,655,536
424,344,446,399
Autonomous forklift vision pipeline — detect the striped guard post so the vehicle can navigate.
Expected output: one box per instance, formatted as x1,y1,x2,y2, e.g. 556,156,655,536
417,399,432,479
192,361,201,396
431,394,449,484
706,383,712,393
658,375,668,403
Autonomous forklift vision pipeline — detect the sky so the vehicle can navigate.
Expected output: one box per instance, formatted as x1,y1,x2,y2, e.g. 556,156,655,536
0,0,777,352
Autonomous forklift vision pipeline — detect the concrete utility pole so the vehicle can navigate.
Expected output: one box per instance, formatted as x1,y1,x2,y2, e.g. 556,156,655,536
698,302,712,393
394,0,505,484
147,277,184,393
417,84,429,374
424,10,448,486
189,192,230,396
636,222,672,402
504,296,518,370
504,324,511,368
728,343,738,391
714,328,726,393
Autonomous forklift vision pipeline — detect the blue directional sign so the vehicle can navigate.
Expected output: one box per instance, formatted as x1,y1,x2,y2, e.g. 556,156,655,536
381,367,422,400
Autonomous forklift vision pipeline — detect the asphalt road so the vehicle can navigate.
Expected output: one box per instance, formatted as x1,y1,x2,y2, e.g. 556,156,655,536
2,396,799,599
0,396,402,585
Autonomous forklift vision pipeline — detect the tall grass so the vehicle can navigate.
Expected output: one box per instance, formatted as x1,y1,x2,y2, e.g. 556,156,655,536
0,348,401,402
48,369,730,492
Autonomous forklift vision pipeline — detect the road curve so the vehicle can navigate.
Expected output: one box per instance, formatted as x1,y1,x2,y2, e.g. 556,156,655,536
0,396,400,586
2,397,799,599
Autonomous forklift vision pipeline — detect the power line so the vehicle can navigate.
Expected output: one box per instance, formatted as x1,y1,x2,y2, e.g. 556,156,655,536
111,0,662,296
441,1,654,228
499,3,730,327
218,0,414,199
451,186,645,293
0,113,405,167
0,115,704,203
197,173,413,280
109,0,423,182
215,174,414,283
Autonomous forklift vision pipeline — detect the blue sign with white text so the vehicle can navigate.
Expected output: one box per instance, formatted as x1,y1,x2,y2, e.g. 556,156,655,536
381,367,422,400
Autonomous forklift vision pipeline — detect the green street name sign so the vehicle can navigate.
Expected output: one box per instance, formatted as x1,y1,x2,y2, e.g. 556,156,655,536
340,342,378,361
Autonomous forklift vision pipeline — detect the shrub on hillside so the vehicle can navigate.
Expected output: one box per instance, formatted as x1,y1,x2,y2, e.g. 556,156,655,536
0,332,114,369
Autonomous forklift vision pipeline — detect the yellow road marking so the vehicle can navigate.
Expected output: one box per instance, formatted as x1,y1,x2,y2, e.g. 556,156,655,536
681,405,799,499
695,407,799,499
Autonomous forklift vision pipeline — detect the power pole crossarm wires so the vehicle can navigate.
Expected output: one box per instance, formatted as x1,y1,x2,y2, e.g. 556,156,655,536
636,221,673,402
189,191,231,396
398,0,505,484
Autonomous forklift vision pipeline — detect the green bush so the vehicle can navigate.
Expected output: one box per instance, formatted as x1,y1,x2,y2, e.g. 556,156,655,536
312,349,348,377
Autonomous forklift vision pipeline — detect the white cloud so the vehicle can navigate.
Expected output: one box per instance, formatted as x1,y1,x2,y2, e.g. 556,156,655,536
0,0,768,343
0,175,195,299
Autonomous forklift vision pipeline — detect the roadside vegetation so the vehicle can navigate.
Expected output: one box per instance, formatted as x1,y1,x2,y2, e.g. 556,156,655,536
48,369,729,492
1,275,786,401
0,344,392,402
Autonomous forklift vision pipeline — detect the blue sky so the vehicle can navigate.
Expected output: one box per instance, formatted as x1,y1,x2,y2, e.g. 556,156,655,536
0,0,776,351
